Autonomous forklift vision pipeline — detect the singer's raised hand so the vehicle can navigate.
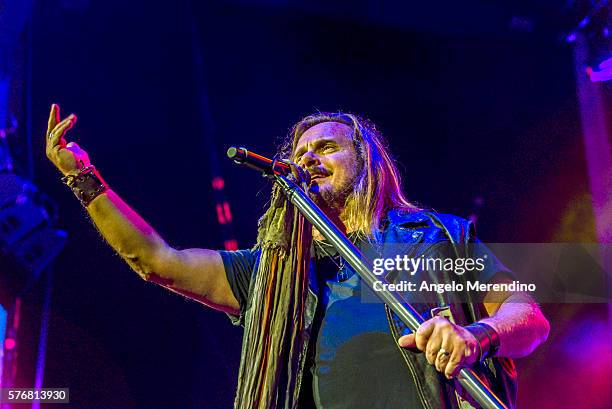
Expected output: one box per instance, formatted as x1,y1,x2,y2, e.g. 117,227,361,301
45,104,91,176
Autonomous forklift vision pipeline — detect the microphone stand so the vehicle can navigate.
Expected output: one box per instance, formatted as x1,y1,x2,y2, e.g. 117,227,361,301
273,173,509,409
227,147,508,409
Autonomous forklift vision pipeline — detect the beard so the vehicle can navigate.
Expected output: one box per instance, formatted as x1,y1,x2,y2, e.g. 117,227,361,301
308,177,356,213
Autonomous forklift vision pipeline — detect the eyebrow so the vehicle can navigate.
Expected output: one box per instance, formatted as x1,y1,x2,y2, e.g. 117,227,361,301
294,137,339,158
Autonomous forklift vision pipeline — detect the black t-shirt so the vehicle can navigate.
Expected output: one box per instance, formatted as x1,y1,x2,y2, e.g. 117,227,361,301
220,241,425,409
308,239,425,409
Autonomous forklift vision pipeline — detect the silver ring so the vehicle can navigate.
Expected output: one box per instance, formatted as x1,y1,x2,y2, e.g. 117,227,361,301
438,348,450,357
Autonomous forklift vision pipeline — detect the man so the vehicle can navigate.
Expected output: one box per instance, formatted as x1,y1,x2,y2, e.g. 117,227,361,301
45,105,549,409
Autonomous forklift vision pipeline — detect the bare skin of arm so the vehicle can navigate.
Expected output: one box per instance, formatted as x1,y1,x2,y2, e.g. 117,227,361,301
398,274,550,379
45,104,239,315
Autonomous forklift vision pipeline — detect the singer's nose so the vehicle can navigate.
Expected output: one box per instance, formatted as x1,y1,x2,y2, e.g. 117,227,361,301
299,151,320,168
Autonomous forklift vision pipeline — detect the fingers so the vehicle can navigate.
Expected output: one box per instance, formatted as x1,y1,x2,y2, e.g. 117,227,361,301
425,326,443,365
435,334,452,372
397,333,415,348
444,339,466,379
414,316,444,351
398,317,439,351
48,114,77,149
401,316,472,379
442,327,480,379
47,104,60,137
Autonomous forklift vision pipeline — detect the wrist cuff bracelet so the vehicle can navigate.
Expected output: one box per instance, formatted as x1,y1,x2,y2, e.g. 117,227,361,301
61,165,108,207
464,322,500,361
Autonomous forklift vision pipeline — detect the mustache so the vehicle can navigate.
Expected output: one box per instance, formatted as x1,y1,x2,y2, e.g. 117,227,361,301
307,168,330,178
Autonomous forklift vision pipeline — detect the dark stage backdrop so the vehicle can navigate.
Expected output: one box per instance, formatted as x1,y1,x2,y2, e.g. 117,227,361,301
13,0,602,408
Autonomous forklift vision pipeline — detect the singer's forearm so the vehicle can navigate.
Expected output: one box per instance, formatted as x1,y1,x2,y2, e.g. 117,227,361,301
84,189,239,312
86,189,169,278
480,293,550,358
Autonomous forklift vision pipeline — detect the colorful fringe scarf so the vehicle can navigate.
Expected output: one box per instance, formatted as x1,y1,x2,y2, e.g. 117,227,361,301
233,184,313,409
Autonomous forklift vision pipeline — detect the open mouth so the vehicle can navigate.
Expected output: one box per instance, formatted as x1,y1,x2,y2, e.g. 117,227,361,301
309,173,330,184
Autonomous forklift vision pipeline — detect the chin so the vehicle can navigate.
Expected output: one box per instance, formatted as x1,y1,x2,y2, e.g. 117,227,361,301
307,181,346,208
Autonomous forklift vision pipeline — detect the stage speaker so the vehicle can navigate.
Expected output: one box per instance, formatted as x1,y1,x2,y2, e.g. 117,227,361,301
0,173,66,304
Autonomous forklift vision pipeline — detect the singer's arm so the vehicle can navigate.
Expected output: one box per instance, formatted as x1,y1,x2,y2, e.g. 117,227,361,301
45,104,240,314
86,191,240,314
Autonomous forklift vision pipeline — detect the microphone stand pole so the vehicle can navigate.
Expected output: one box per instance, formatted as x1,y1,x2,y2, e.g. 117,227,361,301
273,173,508,409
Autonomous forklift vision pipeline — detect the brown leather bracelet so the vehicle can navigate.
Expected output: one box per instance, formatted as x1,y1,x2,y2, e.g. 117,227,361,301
61,165,108,207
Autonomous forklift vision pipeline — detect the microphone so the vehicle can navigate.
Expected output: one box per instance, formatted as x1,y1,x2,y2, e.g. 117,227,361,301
226,146,291,176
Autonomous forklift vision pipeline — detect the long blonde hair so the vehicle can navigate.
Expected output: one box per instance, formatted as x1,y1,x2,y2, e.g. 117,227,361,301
279,112,419,238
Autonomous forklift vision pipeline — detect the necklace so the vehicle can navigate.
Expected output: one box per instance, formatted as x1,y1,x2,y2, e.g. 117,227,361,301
314,240,349,282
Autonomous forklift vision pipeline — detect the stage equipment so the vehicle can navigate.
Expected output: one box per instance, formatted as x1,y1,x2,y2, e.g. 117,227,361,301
0,173,66,305
227,147,292,176
228,147,509,409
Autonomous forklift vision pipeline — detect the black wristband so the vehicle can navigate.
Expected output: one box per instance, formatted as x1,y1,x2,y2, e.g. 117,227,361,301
464,322,500,361
61,166,108,207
